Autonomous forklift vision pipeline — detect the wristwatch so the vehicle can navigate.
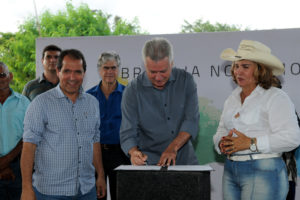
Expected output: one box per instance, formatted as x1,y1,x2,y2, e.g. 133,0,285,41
249,138,257,152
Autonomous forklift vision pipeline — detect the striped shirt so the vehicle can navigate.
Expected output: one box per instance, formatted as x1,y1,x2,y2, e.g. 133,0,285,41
23,85,100,196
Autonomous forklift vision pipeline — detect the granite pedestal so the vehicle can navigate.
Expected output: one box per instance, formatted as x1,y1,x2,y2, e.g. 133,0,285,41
115,165,211,200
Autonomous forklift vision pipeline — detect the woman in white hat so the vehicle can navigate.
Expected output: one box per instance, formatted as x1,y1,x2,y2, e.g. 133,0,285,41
213,40,300,200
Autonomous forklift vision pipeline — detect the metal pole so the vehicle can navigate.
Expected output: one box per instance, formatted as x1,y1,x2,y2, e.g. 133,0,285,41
33,0,41,36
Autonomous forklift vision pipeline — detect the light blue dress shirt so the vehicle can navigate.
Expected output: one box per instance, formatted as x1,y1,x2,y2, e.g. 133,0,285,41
0,90,30,156
120,68,200,165
23,85,100,196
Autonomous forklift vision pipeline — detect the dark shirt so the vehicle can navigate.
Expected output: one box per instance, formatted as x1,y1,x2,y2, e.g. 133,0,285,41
86,81,125,144
120,68,200,165
22,74,58,101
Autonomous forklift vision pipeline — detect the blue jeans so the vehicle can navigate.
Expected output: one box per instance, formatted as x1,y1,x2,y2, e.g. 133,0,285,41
34,186,97,200
223,157,288,200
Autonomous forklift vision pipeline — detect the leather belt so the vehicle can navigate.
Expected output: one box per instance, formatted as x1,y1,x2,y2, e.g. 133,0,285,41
228,153,281,161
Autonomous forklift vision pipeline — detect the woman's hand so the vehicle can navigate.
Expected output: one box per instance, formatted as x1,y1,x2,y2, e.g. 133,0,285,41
219,129,252,155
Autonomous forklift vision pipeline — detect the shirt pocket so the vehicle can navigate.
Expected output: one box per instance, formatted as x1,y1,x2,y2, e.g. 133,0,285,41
239,106,261,126
80,111,99,142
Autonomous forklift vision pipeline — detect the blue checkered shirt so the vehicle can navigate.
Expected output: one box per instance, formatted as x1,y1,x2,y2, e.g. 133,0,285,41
23,85,100,196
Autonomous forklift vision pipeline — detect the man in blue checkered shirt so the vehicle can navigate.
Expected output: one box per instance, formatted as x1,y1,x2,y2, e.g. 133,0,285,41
21,49,106,200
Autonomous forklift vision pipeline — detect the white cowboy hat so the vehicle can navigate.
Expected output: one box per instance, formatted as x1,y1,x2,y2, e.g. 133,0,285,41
220,40,284,76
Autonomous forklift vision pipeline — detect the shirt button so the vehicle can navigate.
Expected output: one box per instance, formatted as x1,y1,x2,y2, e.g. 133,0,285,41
77,132,80,135
171,131,174,134
167,117,170,120
164,104,167,107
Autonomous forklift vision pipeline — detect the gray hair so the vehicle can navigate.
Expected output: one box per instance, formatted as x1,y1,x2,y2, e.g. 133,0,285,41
0,62,9,73
97,51,121,68
142,37,173,64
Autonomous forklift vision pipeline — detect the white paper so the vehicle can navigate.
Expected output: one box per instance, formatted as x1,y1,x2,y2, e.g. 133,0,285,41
167,165,213,171
115,165,213,171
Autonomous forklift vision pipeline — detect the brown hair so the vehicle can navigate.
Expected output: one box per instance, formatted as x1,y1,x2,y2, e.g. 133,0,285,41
230,61,274,89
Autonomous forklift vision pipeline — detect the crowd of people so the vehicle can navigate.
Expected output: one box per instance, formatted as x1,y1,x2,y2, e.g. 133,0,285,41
0,37,299,200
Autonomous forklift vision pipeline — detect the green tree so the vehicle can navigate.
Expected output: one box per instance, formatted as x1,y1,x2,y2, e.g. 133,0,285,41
0,32,15,61
181,19,248,33
0,2,144,92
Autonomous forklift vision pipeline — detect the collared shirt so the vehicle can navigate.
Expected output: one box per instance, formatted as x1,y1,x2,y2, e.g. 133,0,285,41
22,73,58,101
86,81,125,144
0,90,30,156
23,85,100,196
120,68,200,165
213,85,300,154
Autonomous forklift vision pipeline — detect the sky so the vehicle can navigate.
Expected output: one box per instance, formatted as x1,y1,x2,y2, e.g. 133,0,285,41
1,0,300,34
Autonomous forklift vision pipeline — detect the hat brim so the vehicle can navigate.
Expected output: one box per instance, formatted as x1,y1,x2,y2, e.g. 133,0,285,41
220,48,284,76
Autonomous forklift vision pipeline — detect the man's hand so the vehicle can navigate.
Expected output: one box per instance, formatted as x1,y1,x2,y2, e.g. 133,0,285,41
96,175,106,199
0,156,11,171
157,131,191,166
92,142,106,198
129,147,148,165
157,145,177,166
21,185,36,200
0,167,15,181
0,140,23,171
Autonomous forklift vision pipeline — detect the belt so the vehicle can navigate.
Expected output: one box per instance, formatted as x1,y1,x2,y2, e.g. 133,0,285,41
228,153,281,161
101,144,121,150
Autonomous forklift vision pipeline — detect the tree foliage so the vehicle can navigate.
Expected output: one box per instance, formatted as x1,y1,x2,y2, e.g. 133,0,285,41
0,2,144,92
181,19,248,33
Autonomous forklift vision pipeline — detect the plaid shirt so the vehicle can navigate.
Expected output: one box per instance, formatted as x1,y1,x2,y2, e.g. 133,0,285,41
23,85,100,196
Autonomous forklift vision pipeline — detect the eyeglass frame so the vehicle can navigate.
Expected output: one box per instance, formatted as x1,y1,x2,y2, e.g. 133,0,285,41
101,66,118,71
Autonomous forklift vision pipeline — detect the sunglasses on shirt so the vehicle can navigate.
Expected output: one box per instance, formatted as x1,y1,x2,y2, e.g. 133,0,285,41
0,72,8,78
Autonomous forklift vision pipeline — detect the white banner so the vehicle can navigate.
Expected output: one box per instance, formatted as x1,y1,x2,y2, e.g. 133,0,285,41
36,29,300,199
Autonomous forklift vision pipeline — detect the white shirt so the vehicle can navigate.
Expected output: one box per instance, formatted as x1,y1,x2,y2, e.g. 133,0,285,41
213,85,300,155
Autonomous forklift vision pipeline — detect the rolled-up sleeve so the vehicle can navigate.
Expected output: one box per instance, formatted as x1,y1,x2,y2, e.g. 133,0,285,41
179,74,200,139
23,97,45,145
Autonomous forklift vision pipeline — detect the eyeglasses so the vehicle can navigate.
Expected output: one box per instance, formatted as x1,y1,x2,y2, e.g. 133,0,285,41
0,72,8,78
102,66,117,71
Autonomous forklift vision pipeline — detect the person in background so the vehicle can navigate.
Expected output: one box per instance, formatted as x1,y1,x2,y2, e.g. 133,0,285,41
213,40,300,200
120,37,200,166
86,51,130,200
0,62,30,199
21,49,106,200
22,44,61,101
272,76,299,200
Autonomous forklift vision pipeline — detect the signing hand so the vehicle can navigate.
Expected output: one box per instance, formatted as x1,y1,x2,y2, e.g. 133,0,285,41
129,147,148,165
